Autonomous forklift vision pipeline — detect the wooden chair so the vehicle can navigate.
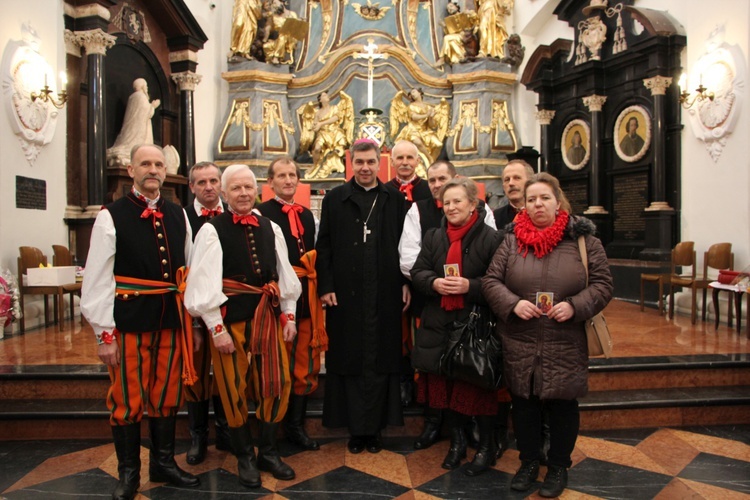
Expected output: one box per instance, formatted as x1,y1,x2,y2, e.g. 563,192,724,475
52,245,83,329
17,246,54,333
669,242,734,324
640,241,694,314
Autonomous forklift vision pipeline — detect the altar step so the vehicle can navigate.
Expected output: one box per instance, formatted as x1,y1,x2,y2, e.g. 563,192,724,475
1,355,748,440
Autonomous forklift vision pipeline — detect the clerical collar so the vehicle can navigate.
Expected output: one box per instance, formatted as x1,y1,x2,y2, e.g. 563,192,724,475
354,181,378,192
274,196,297,206
132,187,159,209
193,198,223,215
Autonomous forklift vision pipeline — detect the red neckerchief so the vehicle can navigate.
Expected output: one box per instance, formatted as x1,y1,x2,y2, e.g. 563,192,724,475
280,202,304,238
514,210,569,258
441,210,479,311
435,200,443,209
200,206,222,218
233,213,259,226
399,181,415,201
140,208,163,220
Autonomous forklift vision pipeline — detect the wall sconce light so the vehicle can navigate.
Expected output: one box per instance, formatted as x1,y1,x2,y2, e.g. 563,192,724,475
30,71,68,109
678,72,714,109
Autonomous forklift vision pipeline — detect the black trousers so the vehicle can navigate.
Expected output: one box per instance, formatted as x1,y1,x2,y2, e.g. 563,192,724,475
511,393,579,468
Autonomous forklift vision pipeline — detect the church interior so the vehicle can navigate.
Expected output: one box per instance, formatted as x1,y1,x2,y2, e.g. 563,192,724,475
0,0,748,498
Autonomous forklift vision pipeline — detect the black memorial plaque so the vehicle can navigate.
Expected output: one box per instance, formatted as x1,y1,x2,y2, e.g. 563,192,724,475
563,180,588,215
612,173,647,241
16,176,47,210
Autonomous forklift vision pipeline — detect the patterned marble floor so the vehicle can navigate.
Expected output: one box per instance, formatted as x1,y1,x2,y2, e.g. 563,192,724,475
1,425,749,499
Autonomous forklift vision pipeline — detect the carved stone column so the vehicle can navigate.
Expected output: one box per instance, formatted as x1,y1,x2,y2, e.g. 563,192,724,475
76,29,115,216
171,72,202,177
640,76,675,261
535,109,555,172
582,95,608,214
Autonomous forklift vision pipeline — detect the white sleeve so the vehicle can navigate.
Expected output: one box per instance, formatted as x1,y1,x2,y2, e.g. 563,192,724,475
399,203,422,279
483,207,497,230
314,214,320,246
183,209,193,262
80,210,116,338
184,224,225,329
272,220,303,313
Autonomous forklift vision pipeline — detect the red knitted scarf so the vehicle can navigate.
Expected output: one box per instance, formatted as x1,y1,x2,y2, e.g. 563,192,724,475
514,210,569,258
441,210,479,311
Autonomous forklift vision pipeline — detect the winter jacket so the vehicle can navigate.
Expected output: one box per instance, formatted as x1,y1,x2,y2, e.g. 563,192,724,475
481,216,613,400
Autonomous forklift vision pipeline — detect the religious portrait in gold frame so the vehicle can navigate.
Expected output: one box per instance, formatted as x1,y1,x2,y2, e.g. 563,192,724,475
561,119,590,171
614,105,651,162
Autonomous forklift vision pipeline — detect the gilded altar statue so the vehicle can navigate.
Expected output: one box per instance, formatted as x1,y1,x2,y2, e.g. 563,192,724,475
299,91,354,179
262,0,309,65
438,2,479,66
477,0,513,59
390,88,450,168
228,0,262,60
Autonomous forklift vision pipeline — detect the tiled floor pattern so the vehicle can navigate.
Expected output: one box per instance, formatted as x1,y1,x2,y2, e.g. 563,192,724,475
1,425,748,499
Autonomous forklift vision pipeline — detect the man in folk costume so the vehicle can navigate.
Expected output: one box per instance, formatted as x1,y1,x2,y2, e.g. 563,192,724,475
81,144,200,500
183,161,232,465
316,139,411,454
185,164,301,488
388,140,431,407
255,156,327,451
399,160,497,451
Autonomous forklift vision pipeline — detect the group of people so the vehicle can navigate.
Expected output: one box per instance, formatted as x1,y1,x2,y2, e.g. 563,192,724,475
81,139,612,500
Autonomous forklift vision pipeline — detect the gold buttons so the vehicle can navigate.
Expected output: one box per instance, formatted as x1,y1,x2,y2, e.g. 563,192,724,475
157,233,163,239
160,246,166,252
123,294,129,299
162,259,167,265
163,273,169,279
134,291,140,297
155,221,161,227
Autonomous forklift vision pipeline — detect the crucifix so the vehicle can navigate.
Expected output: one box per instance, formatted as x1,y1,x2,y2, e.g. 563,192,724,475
353,38,388,109
363,225,372,243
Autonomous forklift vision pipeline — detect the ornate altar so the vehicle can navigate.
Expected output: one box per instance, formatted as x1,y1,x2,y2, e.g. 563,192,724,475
214,0,523,198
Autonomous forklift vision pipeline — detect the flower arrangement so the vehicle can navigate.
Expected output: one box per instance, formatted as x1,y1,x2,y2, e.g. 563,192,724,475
0,268,22,328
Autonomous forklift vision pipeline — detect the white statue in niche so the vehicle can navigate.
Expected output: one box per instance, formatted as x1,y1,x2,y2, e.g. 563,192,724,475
107,78,160,167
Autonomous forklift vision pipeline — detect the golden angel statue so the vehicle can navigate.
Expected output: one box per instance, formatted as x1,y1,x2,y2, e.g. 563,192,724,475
477,0,513,59
299,91,354,179
390,88,450,168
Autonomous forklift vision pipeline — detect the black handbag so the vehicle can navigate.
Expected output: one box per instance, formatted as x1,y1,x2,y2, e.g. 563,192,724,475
439,305,503,391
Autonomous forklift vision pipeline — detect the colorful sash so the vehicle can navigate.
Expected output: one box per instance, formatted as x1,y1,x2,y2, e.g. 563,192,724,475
222,279,283,398
292,250,328,354
114,267,197,386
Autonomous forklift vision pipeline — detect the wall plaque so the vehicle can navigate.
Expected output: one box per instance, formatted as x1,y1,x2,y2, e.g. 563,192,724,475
612,173,648,241
563,180,588,215
16,175,46,210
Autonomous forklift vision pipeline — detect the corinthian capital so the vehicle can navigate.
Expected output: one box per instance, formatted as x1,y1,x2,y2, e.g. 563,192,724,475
643,76,673,96
535,109,556,125
68,29,116,56
172,72,203,92
582,95,607,112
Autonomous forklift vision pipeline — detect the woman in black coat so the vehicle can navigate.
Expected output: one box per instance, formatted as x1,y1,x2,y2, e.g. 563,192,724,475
411,177,503,475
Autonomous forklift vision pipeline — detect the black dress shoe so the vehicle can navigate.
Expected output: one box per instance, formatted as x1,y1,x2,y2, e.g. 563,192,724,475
539,465,568,498
365,434,382,454
511,460,540,492
347,436,365,454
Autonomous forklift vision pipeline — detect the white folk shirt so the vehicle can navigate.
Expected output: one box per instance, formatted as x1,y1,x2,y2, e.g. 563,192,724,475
80,208,193,338
184,219,302,329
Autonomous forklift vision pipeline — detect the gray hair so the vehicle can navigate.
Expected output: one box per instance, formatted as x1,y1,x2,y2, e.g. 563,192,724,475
222,164,256,192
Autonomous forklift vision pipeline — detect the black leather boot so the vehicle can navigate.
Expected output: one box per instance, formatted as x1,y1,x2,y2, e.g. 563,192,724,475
257,422,295,480
414,406,442,450
539,465,568,498
463,415,497,476
495,401,511,459
186,400,209,465
148,417,200,487
111,423,141,500
229,422,261,488
441,421,467,470
284,394,319,450
213,395,232,452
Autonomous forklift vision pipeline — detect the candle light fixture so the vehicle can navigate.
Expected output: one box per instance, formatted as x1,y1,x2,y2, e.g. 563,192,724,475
30,71,68,109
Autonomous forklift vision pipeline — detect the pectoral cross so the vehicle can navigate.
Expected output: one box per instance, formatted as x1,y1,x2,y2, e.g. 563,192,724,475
363,224,372,242
353,38,387,109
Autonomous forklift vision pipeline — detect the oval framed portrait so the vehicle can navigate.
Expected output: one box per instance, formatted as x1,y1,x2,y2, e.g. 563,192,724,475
614,105,651,162
561,119,591,171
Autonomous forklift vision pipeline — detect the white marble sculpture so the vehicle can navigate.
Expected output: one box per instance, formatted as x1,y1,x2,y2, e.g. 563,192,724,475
107,78,160,167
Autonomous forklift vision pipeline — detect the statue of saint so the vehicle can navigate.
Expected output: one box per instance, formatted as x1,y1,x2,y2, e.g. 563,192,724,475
107,78,160,166
228,0,262,60
262,0,307,65
390,88,450,168
477,0,512,59
298,91,354,179
438,2,478,66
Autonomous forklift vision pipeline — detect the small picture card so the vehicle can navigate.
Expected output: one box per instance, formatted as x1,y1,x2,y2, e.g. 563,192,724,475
444,263,460,277
536,292,554,315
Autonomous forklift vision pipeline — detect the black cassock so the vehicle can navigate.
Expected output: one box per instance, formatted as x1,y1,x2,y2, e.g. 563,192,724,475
316,180,407,436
